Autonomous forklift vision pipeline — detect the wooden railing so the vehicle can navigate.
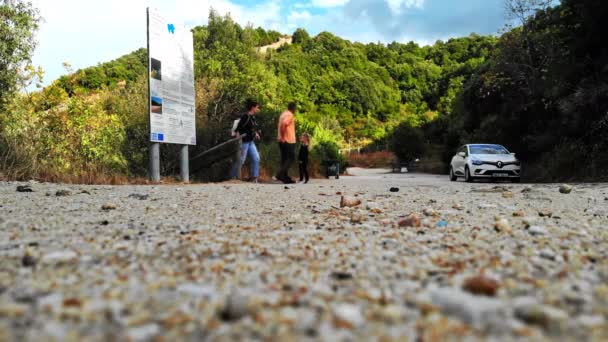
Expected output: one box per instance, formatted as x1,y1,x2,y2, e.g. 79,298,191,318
190,136,243,179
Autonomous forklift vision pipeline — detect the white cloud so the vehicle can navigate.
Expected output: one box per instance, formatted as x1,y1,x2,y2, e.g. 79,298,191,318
386,0,425,14
293,2,314,9
311,0,349,8
289,10,312,21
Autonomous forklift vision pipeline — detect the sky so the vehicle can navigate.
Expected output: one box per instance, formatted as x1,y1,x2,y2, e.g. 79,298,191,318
31,0,510,87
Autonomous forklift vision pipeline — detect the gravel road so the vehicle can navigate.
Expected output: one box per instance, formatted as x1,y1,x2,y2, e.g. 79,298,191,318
1,169,607,341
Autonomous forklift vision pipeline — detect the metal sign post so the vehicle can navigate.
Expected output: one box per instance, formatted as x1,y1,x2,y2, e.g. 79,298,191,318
180,145,189,182
147,8,161,182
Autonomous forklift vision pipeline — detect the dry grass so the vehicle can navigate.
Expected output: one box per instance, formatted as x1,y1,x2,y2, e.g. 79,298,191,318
1,168,185,185
347,151,395,168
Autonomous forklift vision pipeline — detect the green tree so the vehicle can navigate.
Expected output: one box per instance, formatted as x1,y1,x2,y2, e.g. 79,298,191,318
390,123,426,163
292,28,310,45
0,0,39,106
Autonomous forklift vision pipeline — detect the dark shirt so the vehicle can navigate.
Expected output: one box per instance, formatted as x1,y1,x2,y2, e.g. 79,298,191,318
298,144,309,162
235,113,257,143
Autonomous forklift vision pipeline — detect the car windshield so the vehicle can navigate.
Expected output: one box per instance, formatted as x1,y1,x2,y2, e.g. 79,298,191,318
469,145,509,155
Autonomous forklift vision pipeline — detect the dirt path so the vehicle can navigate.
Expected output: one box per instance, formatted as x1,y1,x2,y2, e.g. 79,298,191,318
1,171,607,340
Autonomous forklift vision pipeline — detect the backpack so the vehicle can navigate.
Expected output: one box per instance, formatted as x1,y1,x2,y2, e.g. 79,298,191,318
231,118,240,137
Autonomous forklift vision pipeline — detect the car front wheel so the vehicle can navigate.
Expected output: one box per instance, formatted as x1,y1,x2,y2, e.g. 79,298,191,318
449,167,457,181
465,166,474,183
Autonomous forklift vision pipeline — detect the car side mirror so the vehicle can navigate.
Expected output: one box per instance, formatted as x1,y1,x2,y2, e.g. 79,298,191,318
458,152,466,158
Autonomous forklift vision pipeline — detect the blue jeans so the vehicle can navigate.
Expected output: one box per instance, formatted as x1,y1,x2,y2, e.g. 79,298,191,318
240,141,260,178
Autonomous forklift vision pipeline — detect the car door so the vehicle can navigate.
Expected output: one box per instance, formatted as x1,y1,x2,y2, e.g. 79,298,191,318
453,145,467,175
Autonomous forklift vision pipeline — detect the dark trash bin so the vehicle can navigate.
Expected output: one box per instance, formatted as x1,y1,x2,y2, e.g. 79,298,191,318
324,160,340,179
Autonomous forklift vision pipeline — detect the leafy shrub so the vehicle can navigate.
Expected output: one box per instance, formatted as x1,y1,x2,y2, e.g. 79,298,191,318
389,123,426,163
312,140,347,173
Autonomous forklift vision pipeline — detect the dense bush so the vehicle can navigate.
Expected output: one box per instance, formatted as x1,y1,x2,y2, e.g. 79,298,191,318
389,123,426,163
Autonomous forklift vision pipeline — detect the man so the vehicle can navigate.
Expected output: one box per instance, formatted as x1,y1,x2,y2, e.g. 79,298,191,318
277,102,297,184
235,100,261,183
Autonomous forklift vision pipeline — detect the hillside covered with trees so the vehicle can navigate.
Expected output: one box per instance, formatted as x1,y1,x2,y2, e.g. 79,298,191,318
1,0,606,182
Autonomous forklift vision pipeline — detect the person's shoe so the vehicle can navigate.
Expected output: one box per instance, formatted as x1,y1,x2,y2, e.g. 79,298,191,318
284,178,295,184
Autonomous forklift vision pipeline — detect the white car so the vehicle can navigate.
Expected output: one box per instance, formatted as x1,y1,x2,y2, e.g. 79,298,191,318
450,144,521,183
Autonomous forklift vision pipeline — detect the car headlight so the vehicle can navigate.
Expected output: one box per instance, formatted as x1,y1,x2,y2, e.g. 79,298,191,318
471,159,483,165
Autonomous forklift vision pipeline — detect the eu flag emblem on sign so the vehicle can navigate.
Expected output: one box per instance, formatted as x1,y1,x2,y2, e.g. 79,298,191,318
167,24,175,34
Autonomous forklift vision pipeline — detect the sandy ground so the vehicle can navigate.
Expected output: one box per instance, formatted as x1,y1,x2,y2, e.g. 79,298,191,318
0,169,607,341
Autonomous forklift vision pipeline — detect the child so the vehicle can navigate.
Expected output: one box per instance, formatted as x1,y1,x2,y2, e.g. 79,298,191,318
298,133,310,183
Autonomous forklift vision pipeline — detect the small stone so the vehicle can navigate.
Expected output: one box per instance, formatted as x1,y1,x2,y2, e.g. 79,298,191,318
62,298,82,308
452,203,463,210
478,203,498,209
332,304,364,329
462,275,500,296
176,283,215,298
423,208,437,217
0,303,29,317
539,249,556,261
538,209,553,218
128,193,149,200
513,299,568,332
513,210,525,217
279,307,298,325
502,191,514,198
340,196,361,208
366,202,382,213
55,190,71,196
398,214,421,228
80,190,91,195
378,305,403,323
12,287,42,303
350,213,363,224
330,271,353,281
494,218,512,233
21,255,37,268
294,309,318,335
389,187,399,192
16,185,33,192
577,315,604,328
559,184,573,194
430,288,508,330
381,239,399,249
41,250,78,264
528,226,548,236
125,323,160,342
101,203,117,210
219,291,249,321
